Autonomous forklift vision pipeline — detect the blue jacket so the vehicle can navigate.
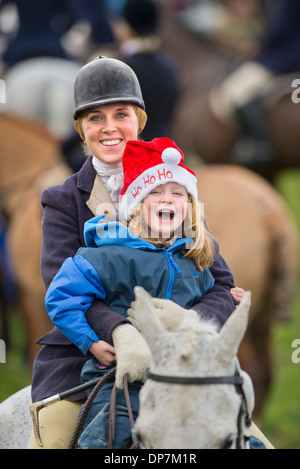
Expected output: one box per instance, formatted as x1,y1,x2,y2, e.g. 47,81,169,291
45,216,214,355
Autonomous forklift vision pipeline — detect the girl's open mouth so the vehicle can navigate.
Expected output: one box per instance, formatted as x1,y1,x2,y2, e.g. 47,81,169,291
157,209,175,221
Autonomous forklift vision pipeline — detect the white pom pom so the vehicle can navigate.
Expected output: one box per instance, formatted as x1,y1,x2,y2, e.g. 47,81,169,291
161,147,181,165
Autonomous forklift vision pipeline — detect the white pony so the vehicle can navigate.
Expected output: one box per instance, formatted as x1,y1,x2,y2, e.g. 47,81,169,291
0,288,271,449
0,385,32,449
132,287,255,449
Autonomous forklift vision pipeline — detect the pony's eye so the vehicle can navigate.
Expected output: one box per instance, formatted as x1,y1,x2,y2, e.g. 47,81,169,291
132,430,145,448
220,434,235,449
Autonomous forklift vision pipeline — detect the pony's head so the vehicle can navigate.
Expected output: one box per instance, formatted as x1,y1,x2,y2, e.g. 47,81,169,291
132,287,254,449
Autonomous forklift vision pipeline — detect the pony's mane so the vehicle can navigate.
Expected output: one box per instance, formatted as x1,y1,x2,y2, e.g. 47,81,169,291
179,311,219,335
178,312,219,359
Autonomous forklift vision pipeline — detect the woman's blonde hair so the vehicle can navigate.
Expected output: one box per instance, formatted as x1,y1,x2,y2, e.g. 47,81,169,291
127,195,216,271
74,104,147,145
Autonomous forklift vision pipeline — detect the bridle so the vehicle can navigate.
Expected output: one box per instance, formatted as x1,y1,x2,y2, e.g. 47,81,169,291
144,365,252,449
69,364,252,449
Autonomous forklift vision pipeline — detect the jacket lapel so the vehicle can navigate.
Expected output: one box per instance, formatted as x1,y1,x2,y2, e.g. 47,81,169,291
87,175,116,216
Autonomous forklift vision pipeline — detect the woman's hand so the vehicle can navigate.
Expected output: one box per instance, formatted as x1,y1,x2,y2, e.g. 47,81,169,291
230,287,246,303
89,340,116,366
128,297,198,332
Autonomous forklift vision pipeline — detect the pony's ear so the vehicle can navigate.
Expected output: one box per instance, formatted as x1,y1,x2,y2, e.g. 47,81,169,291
133,287,165,350
218,291,251,358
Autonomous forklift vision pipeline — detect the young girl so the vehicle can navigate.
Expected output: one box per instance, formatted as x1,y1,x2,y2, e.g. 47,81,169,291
45,137,239,448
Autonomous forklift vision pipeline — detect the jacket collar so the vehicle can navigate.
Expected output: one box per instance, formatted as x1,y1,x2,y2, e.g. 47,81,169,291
77,157,115,216
84,215,193,252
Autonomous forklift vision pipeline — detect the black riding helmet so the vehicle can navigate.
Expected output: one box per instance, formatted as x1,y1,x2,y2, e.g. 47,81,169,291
73,56,145,120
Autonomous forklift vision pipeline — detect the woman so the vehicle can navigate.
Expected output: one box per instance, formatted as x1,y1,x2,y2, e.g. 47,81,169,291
28,57,237,449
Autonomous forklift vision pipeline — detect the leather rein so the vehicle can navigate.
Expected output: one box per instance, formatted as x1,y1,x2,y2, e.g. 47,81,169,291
68,367,135,449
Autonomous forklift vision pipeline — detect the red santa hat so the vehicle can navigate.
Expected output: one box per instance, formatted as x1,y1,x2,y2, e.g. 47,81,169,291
119,137,198,218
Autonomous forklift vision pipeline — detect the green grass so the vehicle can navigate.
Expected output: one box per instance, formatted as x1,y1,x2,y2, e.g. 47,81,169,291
0,168,300,448
261,289,300,448
0,308,31,402
260,169,300,449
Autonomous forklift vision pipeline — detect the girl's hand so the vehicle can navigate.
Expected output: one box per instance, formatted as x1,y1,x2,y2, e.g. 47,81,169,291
89,340,116,366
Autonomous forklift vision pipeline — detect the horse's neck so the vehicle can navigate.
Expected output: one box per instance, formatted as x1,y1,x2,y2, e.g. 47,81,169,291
0,114,66,214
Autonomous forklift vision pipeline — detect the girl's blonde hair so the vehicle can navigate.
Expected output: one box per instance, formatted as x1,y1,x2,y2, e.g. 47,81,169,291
127,195,216,271
183,195,216,270
74,104,147,144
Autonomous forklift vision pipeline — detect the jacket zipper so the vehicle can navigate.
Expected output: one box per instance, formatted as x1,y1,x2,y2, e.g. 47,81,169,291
163,250,181,299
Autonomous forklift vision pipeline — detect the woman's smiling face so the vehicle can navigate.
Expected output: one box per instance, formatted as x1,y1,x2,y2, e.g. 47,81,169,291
142,182,189,241
81,103,139,164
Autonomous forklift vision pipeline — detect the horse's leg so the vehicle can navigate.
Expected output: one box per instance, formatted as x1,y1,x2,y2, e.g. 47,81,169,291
249,319,273,420
239,309,273,423
238,330,269,422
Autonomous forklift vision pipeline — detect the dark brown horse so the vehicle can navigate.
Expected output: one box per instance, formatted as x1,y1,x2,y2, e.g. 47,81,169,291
159,16,300,182
0,112,298,419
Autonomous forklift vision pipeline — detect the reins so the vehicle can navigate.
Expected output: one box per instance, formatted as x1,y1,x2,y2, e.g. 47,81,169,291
107,374,135,449
68,367,135,449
